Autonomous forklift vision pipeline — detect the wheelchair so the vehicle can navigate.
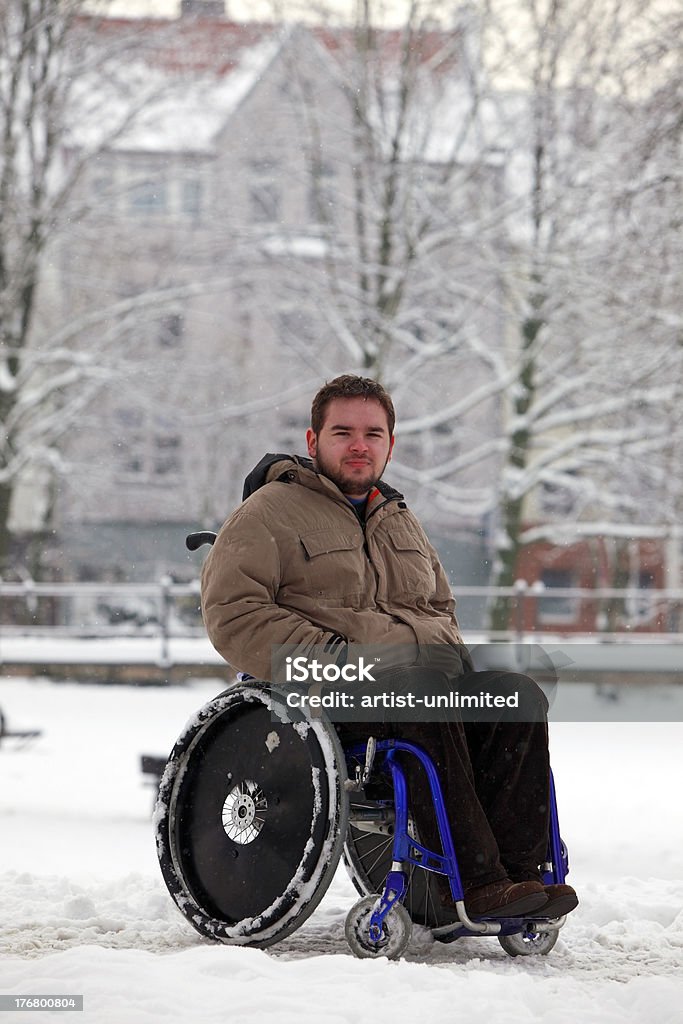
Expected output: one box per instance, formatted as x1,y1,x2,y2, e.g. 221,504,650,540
154,679,571,960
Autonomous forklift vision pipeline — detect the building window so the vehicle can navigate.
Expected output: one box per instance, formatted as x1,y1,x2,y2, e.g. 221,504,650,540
181,177,202,217
129,179,168,214
249,158,281,224
537,568,578,624
114,409,182,480
307,161,336,225
625,570,656,624
113,408,144,474
153,434,182,476
250,182,281,223
158,314,184,348
118,438,145,474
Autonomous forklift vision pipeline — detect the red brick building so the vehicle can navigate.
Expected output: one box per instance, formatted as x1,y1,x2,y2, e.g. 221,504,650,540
514,534,668,633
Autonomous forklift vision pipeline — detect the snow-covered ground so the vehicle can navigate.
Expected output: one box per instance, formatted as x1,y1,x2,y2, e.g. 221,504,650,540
0,676,681,1023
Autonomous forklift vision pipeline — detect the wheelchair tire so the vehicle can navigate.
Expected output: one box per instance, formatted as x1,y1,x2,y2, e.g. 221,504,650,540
345,895,412,959
498,927,559,957
154,682,349,948
343,783,448,931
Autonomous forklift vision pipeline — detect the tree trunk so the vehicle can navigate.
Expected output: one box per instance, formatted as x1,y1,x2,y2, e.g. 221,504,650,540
0,478,13,572
488,299,543,633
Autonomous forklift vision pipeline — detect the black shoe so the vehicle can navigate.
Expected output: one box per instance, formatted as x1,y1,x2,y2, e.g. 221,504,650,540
538,883,578,917
465,878,548,918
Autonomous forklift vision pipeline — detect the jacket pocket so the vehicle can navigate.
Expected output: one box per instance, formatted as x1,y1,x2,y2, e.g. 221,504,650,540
297,529,365,603
300,529,358,559
386,529,435,596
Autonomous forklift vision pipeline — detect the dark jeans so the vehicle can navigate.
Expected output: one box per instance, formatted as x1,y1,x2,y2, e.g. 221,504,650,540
337,669,550,892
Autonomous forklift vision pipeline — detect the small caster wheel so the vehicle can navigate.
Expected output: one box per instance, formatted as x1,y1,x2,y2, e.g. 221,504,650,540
345,895,412,959
498,926,559,957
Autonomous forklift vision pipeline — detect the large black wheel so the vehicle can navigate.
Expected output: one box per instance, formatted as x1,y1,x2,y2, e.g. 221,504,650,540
155,683,349,948
342,763,449,931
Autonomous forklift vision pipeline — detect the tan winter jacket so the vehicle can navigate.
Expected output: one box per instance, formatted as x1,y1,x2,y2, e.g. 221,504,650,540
201,456,470,681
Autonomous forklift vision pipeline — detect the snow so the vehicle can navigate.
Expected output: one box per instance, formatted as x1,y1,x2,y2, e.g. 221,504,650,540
68,36,284,155
0,676,682,1022
118,36,284,154
261,235,330,258
0,635,222,666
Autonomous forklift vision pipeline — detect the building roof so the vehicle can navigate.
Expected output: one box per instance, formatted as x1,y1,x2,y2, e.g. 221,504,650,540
69,16,286,155
67,12,477,159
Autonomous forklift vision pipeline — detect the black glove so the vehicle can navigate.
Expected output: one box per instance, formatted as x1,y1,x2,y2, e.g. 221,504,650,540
323,633,348,666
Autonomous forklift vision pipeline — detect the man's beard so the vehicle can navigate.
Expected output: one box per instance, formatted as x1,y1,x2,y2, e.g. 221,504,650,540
314,451,388,497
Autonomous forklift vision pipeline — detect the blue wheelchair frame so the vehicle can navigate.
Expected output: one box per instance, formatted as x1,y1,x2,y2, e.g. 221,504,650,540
347,737,569,945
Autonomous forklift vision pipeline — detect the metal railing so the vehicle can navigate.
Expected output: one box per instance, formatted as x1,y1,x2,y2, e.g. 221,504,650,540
453,580,683,639
1,578,683,648
0,577,203,666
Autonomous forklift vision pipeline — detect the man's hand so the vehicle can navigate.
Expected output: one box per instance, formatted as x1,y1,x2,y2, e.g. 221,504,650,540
323,633,348,665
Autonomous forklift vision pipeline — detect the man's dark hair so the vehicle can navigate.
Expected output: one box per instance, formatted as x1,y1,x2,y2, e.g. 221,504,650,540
310,375,396,436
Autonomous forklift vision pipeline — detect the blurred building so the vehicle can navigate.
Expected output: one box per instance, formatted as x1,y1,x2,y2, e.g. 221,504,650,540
23,1,504,582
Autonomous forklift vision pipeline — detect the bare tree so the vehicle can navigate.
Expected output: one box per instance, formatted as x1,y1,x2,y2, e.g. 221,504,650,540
0,2,264,573
0,0,171,569
262,1,507,535
266,0,681,631
7,0,678,601
477,0,683,629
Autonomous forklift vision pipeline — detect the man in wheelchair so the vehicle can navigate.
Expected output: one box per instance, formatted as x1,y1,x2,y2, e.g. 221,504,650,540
201,374,578,922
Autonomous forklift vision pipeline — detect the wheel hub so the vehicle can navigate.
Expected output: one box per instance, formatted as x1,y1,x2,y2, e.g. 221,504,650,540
222,780,267,844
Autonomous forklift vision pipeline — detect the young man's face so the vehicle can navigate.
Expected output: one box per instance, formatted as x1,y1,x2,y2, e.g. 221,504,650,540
306,397,394,499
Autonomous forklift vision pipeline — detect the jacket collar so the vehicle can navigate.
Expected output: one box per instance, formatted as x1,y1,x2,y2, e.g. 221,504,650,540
242,453,307,500
242,452,405,513
365,480,403,518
